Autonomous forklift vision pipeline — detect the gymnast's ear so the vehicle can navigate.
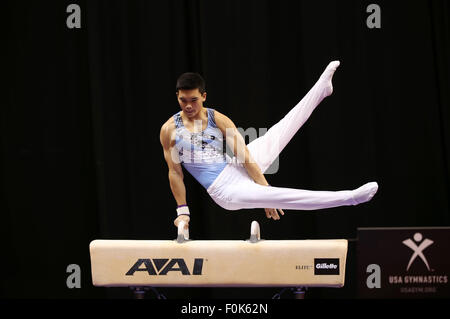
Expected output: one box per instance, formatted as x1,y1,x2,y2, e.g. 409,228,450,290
201,91,207,101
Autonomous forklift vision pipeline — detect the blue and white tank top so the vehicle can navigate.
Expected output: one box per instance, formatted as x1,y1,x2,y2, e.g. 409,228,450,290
173,108,227,189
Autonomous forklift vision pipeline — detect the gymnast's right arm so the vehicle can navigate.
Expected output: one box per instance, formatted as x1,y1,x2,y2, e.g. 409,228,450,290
159,121,190,229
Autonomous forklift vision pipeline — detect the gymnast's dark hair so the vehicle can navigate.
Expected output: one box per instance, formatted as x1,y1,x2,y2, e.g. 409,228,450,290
176,72,206,94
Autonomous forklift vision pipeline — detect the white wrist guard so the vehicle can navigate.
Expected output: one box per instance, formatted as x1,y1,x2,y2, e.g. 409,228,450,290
176,205,190,216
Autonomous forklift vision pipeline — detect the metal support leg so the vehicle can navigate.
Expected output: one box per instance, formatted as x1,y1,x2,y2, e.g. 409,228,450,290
130,287,148,299
292,287,307,299
130,287,167,299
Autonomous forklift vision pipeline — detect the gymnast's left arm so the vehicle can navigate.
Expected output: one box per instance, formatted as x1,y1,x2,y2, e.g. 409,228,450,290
214,111,284,220
214,111,269,186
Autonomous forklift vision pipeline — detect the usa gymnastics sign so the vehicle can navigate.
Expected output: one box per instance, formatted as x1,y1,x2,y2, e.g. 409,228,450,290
357,227,450,298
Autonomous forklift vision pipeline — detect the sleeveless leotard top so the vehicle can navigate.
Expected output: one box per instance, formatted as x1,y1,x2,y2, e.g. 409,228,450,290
173,108,227,189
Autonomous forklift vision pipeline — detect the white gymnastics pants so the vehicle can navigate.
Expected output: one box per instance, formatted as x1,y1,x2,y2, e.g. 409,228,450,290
206,61,378,211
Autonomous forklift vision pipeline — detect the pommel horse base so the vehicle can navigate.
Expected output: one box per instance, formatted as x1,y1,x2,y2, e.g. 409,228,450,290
89,221,348,299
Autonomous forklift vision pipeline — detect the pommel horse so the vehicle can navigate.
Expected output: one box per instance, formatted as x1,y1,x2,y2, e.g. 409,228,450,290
89,221,348,299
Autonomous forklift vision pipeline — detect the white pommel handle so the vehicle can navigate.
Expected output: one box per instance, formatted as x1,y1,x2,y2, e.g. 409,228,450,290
249,221,261,243
177,220,189,243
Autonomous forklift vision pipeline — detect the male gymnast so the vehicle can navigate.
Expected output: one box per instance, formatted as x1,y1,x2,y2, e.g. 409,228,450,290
160,61,378,230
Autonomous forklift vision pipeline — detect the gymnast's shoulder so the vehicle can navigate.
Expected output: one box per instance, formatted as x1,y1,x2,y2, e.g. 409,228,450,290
213,109,237,130
160,117,175,144
160,116,175,131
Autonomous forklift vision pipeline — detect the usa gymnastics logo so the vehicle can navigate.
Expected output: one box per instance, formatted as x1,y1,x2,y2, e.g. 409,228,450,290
402,233,434,272
361,228,450,297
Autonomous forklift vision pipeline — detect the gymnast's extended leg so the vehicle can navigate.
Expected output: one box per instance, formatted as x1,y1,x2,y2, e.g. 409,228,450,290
215,175,378,211
207,60,378,213
247,60,340,173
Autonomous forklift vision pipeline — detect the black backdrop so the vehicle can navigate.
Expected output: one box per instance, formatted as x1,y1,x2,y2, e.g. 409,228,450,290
2,0,449,299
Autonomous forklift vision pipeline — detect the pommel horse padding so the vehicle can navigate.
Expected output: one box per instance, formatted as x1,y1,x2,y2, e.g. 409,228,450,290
89,221,348,288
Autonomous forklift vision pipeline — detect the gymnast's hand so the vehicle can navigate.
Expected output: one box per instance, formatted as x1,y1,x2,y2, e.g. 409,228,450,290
174,214,190,229
264,208,284,220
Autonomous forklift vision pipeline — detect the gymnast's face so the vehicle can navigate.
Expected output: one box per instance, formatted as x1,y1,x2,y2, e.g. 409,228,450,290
177,89,207,119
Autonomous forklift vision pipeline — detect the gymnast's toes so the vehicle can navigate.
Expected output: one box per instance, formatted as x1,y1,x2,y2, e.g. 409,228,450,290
352,182,379,205
320,60,341,97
